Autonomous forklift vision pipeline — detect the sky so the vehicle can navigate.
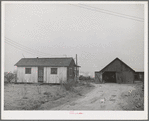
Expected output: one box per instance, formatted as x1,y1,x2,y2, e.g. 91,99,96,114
3,2,145,77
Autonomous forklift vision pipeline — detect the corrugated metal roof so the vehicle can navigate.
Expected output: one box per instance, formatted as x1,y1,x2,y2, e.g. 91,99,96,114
15,58,74,67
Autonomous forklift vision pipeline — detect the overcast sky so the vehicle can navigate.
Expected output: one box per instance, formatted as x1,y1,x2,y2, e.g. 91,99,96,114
4,2,145,76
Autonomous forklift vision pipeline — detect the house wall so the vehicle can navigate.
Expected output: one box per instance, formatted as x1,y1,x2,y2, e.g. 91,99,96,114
17,67,67,83
44,67,67,83
67,60,75,81
17,67,38,83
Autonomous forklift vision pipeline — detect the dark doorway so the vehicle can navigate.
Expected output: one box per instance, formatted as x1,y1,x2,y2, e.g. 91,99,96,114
102,72,116,83
38,67,44,83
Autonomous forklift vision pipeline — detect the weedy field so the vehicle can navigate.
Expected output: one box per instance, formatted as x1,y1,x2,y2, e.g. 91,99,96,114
4,81,95,110
4,80,144,110
120,81,144,110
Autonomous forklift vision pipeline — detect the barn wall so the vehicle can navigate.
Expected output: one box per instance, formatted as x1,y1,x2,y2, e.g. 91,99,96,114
99,59,135,84
116,71,134,83
102,59,133,72
44,67,67,83
102,59,121,72
95,72,102,83
122,71,134,83
17,67,38,83
116,72,122,83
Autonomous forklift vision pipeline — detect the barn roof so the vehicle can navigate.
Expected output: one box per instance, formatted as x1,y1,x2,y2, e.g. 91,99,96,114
15,58,76,67
99,58,135,73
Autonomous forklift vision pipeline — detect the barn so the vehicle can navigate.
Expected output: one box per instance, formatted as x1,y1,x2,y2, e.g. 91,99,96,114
95,58,135,84
15,57,80,83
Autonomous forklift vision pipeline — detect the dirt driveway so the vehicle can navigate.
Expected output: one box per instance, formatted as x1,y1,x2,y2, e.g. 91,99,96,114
51,83,136,110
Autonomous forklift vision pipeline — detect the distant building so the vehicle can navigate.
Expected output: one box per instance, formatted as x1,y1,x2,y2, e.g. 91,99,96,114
95,58,137,84
15,57,80,83
134,72,144,81
79,72,91,77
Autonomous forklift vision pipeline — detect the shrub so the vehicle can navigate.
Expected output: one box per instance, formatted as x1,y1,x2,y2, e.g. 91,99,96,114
60,79,76,91
4,72,15,83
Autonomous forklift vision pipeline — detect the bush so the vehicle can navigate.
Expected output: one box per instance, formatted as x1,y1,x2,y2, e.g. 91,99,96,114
79,75,91,80
4,72,15,83
60,79,77,91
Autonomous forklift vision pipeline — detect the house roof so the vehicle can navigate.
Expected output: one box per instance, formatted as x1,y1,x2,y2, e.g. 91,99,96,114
15,58,76,67
99,58,135,73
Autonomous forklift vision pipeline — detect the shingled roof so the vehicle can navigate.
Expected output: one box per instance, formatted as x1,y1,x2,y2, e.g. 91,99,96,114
15,58,75,67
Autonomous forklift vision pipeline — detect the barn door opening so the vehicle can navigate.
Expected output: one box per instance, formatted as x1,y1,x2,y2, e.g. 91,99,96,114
102,72,116,83
38,67,44,83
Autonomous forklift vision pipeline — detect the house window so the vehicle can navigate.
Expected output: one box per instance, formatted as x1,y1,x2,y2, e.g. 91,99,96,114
51,68,57,74
25,68,31,74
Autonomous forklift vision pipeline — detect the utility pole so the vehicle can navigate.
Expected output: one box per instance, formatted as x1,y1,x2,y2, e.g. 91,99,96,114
76,54,77,82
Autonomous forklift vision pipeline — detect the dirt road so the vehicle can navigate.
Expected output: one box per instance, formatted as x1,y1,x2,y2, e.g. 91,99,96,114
51,83,136,110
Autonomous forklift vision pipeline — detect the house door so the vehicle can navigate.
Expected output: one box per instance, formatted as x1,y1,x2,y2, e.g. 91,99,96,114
38,67,44,82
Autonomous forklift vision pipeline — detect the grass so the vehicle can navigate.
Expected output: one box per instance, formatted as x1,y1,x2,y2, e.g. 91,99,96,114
4,83,66,110
120,82,144,110
4,81,95,110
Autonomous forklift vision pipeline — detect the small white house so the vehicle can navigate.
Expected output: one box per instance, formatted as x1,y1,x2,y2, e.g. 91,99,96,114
15,57,80,83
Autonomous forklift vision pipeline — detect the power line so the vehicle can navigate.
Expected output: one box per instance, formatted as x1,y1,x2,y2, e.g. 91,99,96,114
70,4,144,22
5,41,45,57
5,37,71,57
5,37,65,57
5,40,48,57
69,4,144,22
80,4,144,20
5,40,47,57
5,37,49,56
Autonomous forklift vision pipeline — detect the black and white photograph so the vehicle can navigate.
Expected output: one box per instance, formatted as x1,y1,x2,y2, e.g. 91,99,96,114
1,1,148,120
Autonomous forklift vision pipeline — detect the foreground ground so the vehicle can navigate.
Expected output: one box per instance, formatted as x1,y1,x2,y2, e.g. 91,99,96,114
50,82,144,110
4,82,144,110
4,82,94,110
